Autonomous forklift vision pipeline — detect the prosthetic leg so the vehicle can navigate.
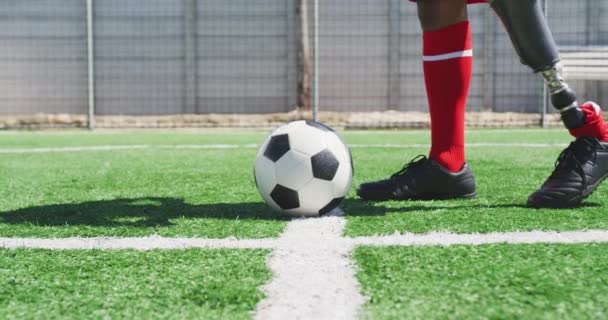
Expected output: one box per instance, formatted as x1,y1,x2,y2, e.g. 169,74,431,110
489,0,585,129
491,0,608,208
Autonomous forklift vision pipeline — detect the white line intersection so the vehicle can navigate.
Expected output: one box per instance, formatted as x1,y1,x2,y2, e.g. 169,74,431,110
3,217,608,319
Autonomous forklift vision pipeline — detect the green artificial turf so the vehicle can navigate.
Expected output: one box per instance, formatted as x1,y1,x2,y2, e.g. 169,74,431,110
1,129,607,238
0,249,270,320
0,128,570,148
0,147,288,238
0,131,266,148
343,128,572,145
345,142,608,236
355,244,608,319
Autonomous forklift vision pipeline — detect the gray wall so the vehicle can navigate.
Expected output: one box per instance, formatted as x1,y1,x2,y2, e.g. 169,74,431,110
93,0,296,115
94,0,187,115
196,0,297,113
0,0,606,116
318,0,607,113
0,0,88,115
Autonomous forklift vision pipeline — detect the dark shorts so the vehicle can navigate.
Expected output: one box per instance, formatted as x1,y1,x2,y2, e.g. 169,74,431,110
408,0,486,3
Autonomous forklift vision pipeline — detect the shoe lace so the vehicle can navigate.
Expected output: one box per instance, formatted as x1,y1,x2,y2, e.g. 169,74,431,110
391,155,428,179
548,139,594,187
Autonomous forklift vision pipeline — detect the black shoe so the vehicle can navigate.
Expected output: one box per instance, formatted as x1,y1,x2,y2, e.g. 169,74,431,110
528,137,608,208
356,155,477,201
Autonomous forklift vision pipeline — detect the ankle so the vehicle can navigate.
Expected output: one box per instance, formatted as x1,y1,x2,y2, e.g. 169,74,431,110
569,102,608,142
430,151,465,173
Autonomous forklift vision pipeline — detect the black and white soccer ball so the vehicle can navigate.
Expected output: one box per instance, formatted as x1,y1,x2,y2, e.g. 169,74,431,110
254,120,353,217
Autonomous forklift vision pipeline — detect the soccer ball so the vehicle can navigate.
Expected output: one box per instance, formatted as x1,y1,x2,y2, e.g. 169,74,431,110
254,120,353,217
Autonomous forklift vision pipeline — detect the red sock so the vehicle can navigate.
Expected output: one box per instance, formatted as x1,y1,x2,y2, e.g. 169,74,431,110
423,21,472,172
569,102,608,142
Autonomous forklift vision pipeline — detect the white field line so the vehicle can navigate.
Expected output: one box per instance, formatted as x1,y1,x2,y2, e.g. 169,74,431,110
254,217,365,320
0,144,258,154
0,128,563,135
0,236,276,250
4,225,608,320
4,230,608,250
350,142,566,148
352,230,608,247
0,142,566,154
344,128,566,135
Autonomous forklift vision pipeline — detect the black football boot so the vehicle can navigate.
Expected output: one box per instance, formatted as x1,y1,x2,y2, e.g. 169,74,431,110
528,137,608,208
357,155,477,201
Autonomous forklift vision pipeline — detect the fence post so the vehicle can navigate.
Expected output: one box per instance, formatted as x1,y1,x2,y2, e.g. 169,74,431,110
388,0,401,111
541,0,548,128
184,0,198,114
86,0,95,129
482,8,495,112
585,0,600,45
286,0,297,111
585,0,601,100
296,0,311,111
312,0,319,122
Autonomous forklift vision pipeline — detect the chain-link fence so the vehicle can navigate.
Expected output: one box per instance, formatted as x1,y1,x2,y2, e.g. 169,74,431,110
0,0,606,128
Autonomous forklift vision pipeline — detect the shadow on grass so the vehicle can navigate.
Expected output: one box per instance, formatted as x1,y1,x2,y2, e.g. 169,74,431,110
0,197,289,228
342,198,602,217
1,197,600,228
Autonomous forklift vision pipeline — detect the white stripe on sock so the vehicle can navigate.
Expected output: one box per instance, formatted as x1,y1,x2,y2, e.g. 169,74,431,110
423,49,473,62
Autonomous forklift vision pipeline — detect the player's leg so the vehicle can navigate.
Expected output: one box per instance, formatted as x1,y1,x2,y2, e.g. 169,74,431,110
418,0,470,173
489,0,608,207
357,0,477,201
490,0,584,127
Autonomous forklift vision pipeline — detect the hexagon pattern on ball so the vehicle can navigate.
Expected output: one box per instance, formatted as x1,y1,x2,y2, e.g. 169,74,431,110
254,156,276,196
287,121,327,156
274,150,313,190
324,131,353,197
296,178,335,217
254,120,353,217
311,149,340,181
263,134,290,162
270,185,300,210
254,156,279,211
